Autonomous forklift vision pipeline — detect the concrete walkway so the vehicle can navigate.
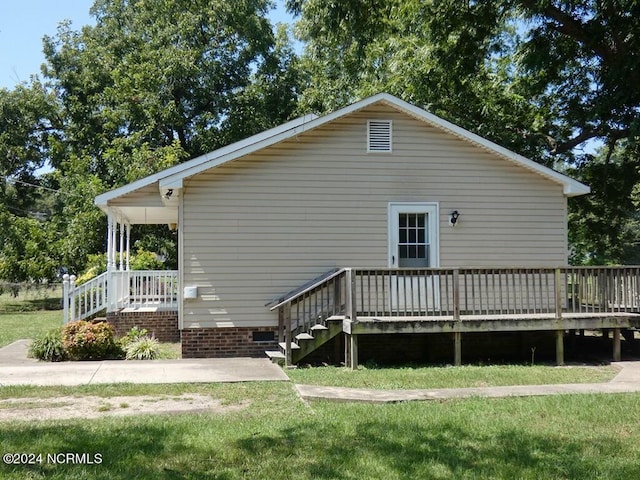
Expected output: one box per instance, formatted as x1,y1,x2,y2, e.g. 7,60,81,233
0,340,289,386
295,361,640,403
4,339,640,401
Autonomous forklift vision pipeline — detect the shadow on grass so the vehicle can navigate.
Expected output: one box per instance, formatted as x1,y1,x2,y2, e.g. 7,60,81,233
1,405,639,479
236,415,640,479
0,297,62,313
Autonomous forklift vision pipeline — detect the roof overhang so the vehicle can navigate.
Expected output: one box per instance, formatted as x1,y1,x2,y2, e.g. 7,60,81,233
95,93,589,223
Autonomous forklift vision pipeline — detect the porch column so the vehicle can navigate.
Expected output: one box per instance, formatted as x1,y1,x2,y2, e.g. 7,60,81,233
106,213,115,272
555,330,565,366
125,223,131,271
119,220,125,271
613,328,621,362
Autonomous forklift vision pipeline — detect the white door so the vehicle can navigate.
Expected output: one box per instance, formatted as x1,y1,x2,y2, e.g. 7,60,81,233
388,203,440,313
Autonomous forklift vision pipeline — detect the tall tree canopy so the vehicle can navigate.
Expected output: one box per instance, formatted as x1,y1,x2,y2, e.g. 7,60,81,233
2,0,640,282
289,0,640,263
0,0,301,281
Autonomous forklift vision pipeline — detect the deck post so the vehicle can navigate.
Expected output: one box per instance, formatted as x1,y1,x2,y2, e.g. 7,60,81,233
453,269,462,366
555,330,564,366
283,303,292,367
349,334,359,370
346,268,357,321
613,328,621,362
554,268,563,319
452,269,460,320
277,304,284,343
454,331,462,366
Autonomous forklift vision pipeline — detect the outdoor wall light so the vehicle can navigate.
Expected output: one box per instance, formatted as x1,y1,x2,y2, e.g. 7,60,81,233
164,189,174,199
449,210,460,227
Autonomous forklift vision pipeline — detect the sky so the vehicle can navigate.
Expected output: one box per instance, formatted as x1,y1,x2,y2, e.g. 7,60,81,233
0,0,295,90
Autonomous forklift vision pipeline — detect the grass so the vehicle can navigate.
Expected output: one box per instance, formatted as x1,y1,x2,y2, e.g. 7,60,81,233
154,342,181,359
286,363,619,389
1,382,640,479
0,311,61,348
0,286,62,313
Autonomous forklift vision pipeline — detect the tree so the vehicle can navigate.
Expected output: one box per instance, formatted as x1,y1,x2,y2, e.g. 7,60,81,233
289,0,640,263
0,0,302,282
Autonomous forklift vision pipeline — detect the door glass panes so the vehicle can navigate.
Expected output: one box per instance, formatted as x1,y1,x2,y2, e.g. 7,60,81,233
398,213,429,267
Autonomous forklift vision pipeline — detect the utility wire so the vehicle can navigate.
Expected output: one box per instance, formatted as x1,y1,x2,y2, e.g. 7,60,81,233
1,175,83,198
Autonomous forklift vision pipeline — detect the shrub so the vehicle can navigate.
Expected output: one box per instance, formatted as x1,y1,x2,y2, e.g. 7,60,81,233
29,328,67,362
125,336,160,360
118,326,149,348
61,320,123,360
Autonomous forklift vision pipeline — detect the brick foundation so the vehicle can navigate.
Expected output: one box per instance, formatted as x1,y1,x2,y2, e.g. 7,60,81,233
106,311,180,343
181,327,278,358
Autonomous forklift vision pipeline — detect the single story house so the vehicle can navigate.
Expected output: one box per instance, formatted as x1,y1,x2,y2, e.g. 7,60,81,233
77,92,636,367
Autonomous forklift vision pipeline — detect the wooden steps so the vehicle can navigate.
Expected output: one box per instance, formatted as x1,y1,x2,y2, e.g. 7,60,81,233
267,315,346,365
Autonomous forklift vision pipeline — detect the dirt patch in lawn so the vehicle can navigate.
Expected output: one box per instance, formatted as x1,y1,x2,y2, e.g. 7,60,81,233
0,394,249,422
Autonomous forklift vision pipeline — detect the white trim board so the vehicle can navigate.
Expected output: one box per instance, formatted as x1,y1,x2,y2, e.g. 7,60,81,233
95,93,589,211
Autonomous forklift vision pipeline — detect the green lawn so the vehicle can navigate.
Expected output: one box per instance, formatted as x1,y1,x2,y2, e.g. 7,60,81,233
0,286,62,313
286,364,618,389
0,311,61,348
1,382,639,479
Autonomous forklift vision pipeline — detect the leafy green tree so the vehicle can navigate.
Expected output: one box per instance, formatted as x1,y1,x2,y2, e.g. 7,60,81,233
0,0,303,282
289,0,640,263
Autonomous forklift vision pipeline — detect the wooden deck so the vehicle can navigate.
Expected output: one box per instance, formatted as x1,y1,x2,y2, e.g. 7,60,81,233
348,312,640,334
268,267,640,367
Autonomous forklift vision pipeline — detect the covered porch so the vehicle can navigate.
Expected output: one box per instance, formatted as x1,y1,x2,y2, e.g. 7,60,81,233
63,181,180,325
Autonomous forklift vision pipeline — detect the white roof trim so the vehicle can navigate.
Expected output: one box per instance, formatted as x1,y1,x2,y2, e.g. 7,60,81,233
96,93,589,208
382,94,590,197
95,112,318,208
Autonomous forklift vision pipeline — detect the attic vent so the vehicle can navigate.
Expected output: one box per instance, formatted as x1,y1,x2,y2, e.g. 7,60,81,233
367,120,392,152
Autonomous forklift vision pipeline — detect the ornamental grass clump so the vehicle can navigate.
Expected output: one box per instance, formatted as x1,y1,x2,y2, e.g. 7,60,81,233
28,328,67,362
124,336,160,360
61,320,123,360
118,326,160,360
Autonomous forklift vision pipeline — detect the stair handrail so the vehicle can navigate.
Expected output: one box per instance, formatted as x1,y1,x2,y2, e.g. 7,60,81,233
63,271,109,323
267,268,347,311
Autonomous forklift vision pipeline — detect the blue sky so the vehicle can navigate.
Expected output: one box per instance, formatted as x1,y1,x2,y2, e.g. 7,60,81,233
0,1,94,88
0,1,294,90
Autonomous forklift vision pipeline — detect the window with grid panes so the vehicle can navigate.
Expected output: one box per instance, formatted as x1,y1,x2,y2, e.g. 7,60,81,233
398,213,430,267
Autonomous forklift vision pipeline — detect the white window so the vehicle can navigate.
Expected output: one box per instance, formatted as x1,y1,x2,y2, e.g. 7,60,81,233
367,120,392,152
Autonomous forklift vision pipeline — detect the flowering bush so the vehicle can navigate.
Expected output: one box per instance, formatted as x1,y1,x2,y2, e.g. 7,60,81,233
61,320,123,360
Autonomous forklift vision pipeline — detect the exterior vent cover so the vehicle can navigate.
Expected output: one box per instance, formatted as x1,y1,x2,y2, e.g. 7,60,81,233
367,120,392,152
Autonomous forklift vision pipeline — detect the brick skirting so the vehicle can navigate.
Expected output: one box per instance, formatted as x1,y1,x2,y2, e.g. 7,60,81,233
106,311,180,343
181,327,278,358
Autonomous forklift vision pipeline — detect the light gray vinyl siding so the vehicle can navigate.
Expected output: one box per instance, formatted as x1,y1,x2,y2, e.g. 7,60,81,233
181,104,568,328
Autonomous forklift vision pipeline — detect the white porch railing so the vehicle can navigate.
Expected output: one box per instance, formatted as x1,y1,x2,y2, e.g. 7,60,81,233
63,270,179,324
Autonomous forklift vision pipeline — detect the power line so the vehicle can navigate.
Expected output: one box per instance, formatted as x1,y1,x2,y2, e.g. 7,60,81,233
1,176,82,198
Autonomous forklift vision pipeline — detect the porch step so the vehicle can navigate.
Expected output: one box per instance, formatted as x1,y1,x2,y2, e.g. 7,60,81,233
265,350,286,365
326,315,346,322
310,324,328,331
278,341,300,350
295,333,315,341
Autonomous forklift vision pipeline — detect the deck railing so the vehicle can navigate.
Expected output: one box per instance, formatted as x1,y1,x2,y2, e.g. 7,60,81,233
63,272,108,324
352,267,640,318
110,270,179,311
63,270,179,324
269,266,640,365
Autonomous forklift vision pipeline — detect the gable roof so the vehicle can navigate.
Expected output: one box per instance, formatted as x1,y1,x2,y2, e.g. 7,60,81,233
96,93,589,213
